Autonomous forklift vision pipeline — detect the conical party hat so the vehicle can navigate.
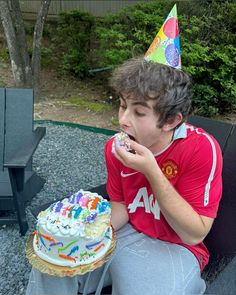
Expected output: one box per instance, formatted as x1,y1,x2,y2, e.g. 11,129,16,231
145,4,181,69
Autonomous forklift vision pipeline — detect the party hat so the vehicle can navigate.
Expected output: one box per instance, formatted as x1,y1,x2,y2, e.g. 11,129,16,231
144,4,181,69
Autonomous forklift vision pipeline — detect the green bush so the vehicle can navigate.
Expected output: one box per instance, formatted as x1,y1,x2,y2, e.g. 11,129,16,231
45,0,235,116
95,1,168,67
94,0,236,117
53,10,96,78
180,1,236,116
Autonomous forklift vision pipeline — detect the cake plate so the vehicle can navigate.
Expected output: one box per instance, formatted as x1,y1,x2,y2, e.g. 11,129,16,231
26,229,116,277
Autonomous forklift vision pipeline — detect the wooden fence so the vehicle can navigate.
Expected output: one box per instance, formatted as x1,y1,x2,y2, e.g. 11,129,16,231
20,0,144,18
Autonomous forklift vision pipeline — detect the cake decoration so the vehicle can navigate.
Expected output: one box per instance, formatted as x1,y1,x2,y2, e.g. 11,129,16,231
33,190,112,267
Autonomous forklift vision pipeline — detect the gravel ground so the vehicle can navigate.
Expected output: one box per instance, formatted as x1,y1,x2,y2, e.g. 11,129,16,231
0,123,111,295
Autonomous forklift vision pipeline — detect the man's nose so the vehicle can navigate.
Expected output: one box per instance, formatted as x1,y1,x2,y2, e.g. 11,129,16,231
119,109,131,127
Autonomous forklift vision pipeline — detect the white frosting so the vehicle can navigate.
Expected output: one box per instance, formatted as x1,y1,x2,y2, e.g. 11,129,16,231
112,132,131,154
33,190,112,267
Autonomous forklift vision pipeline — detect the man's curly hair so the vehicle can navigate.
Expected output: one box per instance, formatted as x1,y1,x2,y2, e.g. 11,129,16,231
110,57,193,128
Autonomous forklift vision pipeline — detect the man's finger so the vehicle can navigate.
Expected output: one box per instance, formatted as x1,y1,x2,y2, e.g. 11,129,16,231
129,140,146,154
115,141,136,162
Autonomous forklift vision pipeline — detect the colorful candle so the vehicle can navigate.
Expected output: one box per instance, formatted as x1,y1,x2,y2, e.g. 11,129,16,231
54,201,63,213
73,206,82,219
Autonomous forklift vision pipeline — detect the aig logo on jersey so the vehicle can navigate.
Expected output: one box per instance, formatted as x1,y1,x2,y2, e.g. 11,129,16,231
161,160,178,179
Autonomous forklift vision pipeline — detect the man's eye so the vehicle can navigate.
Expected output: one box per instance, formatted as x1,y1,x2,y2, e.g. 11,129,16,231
135,111,145,117
120,104,127,109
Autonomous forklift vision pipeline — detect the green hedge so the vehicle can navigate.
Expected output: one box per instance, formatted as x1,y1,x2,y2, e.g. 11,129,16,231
51,0,236,117
95,0,236,117
53,10,96,78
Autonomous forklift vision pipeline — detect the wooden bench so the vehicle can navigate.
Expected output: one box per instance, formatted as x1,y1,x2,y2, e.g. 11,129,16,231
31,115,236,294
0,88,46,236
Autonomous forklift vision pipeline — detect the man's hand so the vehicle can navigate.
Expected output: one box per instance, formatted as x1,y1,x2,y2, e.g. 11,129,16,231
114,140,158,176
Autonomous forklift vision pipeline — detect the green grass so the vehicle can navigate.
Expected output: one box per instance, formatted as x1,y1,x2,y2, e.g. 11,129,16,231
68,96,112,113
111,116,119,126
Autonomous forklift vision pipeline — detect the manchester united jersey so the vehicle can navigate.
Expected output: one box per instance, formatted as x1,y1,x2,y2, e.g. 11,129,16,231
105,123,223,271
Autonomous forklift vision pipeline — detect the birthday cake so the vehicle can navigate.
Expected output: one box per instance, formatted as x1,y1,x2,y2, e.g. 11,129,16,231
33,190,112,267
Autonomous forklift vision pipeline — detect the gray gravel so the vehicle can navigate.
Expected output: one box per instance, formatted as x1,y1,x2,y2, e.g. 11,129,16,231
0,123,111,295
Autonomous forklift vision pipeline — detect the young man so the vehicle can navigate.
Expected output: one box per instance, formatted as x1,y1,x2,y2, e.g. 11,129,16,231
26,58,222,295
104,57,223,294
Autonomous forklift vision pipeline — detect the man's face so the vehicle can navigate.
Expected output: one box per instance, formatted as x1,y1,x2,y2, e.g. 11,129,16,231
118,95,172,154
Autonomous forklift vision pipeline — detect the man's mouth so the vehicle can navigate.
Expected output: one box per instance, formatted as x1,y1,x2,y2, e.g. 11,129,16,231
128,134,135,141
121,131,135,142
121,132,136,153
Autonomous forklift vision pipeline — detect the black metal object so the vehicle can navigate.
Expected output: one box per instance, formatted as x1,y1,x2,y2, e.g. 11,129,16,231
0,88,46,235
188,115,233,154
188,115,236,294
204,126,236,256
188,115,236,256
205,255,236,294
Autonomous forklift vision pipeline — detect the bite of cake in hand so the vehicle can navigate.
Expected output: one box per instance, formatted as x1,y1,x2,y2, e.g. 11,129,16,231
33,190,113,268
112,132,135,154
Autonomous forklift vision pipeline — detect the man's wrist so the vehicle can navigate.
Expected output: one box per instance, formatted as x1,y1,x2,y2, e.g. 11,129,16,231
145,161,161,182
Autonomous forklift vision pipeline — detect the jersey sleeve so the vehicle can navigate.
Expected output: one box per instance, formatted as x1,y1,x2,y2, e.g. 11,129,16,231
176,133,223,218
104,137,124,202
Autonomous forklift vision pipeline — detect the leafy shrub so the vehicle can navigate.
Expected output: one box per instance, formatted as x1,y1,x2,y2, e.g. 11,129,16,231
95,0,236,116
180,1,236,116
43,0,235,116
95,1,168,67
53,10,96,77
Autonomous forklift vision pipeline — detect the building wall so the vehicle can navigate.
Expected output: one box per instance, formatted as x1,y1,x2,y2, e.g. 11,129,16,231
20,0,144,18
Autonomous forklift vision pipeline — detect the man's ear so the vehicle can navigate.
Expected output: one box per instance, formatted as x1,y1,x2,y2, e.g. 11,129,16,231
162,112,183,131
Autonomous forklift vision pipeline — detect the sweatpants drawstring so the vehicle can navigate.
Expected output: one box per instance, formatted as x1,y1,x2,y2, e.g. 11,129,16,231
83,230,144,295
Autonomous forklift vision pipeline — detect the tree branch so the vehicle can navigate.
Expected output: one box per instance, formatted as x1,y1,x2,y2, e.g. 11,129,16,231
32,0,51,100
9,0,32,86
0,0,25,86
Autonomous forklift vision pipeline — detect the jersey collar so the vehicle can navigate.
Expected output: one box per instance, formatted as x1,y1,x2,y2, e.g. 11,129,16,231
153,123,187,156
173,123,187,141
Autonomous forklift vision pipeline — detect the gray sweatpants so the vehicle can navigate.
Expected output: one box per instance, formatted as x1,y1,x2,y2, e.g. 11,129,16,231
26,223,206,295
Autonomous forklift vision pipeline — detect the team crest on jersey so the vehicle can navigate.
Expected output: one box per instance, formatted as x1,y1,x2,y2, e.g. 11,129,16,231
161,160,178,179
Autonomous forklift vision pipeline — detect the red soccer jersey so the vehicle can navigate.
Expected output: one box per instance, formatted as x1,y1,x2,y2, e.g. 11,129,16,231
105,123,223,271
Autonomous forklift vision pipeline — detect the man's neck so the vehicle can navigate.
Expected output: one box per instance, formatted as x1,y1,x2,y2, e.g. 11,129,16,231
150,130,174,155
